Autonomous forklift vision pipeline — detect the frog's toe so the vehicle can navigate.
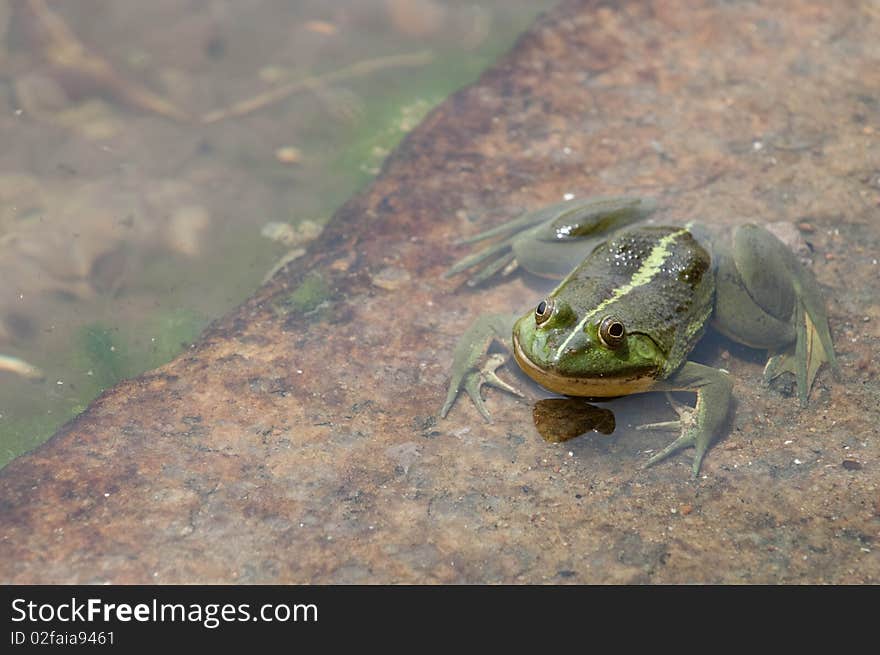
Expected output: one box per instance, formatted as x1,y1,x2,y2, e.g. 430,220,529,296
444,238,518,285
642,431,696,469
481,353,524,398
440,370,491,421
638,396,711,477
637,419,681,431
461,354,524,422
638,409,694,469
465,252,518,287
642,431,709,478
439,387,458,419
464,373,493,422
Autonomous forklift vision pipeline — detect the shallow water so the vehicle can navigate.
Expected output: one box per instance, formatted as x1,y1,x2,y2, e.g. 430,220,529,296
0,0,556,467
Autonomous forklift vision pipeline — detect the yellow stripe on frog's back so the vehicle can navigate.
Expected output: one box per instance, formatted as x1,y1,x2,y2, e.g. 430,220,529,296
554,226,690,359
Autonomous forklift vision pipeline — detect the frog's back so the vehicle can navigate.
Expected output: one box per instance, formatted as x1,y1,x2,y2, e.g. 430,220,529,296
559,226,715,372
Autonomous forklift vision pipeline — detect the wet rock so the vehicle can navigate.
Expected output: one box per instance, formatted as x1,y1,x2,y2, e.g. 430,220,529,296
370,266,411,291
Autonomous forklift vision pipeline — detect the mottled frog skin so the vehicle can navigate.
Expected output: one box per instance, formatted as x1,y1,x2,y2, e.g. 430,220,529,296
440,197,838,476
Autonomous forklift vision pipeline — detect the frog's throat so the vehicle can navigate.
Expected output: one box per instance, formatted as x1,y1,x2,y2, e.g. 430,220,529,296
513,333,658,397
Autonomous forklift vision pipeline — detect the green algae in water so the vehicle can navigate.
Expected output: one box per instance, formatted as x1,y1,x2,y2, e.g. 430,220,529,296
79,324,129,391
281,272,332,315
309,41,523,196
0,310,206,468
0,415,59,468
137,309,205,370
0,325,127,467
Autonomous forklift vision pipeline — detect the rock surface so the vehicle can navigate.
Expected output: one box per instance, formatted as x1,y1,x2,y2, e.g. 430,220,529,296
1,0,879,583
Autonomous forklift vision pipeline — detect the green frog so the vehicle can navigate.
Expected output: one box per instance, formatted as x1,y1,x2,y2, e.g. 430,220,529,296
440,196,838,476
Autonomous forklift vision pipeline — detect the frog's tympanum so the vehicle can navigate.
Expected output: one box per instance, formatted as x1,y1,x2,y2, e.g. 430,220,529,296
440,197,838,476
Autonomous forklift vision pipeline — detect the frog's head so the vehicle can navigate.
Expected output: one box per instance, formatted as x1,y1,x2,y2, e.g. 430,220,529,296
512,296,666,397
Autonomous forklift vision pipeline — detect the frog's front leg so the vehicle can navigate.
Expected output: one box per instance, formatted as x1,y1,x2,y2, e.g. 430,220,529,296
638,362,733,477
440,313,523,421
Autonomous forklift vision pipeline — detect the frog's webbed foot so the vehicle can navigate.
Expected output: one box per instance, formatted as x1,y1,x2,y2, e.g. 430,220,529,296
763,300,840,407
637,393,705,474
478,353,522,397
440,313,523,421
445,196,656,285
636,362,733,477
451,352,524,422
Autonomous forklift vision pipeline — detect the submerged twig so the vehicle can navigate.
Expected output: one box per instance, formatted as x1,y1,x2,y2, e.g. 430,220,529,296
20,0,192,121
17,2,433,126
200,50,434,124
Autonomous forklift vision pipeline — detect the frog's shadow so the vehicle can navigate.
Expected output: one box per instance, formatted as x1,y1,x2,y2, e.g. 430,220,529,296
692,326,767,368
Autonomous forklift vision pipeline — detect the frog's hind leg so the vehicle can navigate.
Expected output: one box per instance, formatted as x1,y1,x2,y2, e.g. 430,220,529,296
445,196,656,285
712,224,838,406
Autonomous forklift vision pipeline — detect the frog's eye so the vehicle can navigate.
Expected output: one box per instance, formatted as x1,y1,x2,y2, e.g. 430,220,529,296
598,316,626,349
535,298,555,325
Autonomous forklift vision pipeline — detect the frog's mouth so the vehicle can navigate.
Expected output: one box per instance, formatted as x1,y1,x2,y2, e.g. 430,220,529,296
512,331,658,397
